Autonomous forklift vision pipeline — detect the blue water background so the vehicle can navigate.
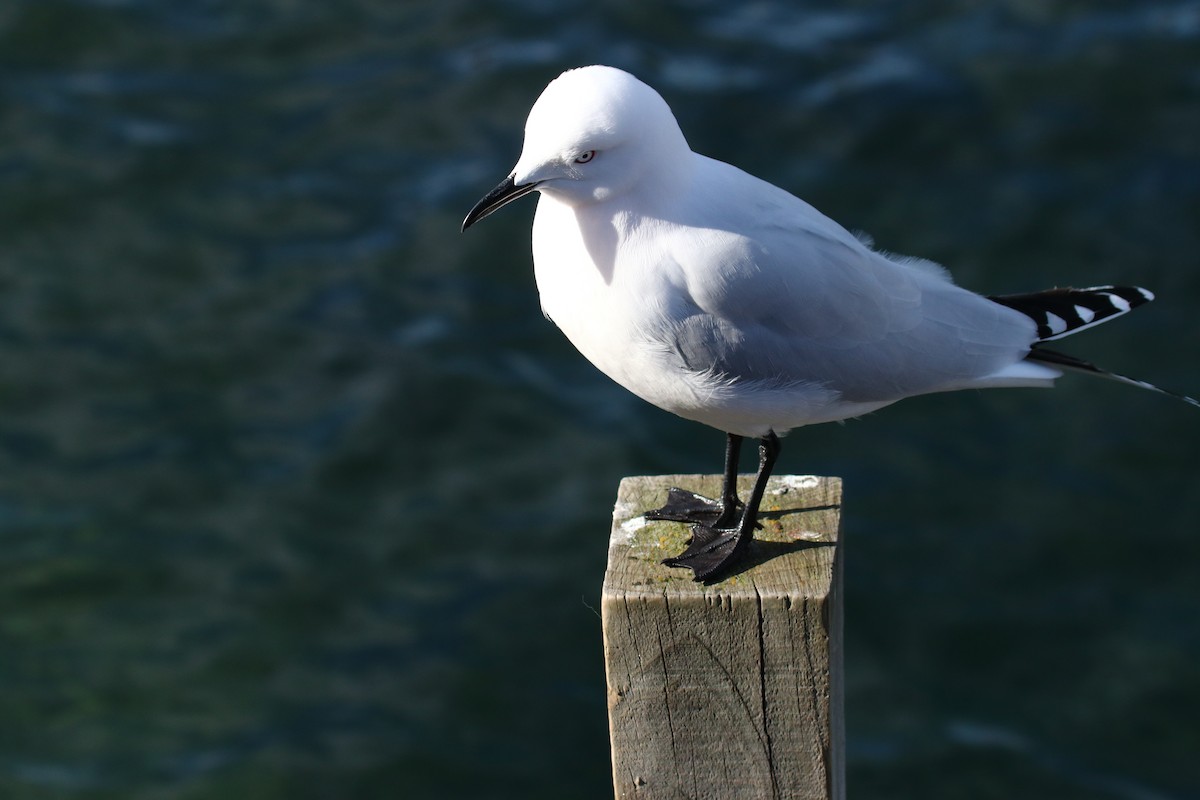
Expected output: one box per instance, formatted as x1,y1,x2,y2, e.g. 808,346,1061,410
2,1,1200,797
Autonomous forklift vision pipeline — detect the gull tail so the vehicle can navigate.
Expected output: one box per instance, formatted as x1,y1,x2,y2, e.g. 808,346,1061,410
989,285,1200,409
1024,347,1200,409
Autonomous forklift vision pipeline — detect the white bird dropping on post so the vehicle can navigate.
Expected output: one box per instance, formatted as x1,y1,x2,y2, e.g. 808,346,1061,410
462,65,1197,582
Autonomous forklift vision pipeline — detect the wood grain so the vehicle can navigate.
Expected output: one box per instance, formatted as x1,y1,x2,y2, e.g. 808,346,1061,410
602,474,844,800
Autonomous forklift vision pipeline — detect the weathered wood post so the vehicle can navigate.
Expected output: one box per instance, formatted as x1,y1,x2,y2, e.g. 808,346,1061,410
602,474,844,800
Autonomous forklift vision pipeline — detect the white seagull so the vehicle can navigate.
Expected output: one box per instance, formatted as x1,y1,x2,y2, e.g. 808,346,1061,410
462,65,1197,582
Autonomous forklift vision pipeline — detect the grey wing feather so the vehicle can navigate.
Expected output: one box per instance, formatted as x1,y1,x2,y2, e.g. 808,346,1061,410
663,217,1037,403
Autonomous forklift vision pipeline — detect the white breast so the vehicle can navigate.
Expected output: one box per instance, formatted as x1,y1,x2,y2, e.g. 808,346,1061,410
530,193,873,437
531,194,665,396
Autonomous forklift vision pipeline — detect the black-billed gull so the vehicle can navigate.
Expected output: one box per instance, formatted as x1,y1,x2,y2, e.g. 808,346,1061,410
463,65,1196,582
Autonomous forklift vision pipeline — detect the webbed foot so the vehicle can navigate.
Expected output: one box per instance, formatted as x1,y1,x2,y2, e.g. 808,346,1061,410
658,431,781,583
646,487,735,527
662,522,752,583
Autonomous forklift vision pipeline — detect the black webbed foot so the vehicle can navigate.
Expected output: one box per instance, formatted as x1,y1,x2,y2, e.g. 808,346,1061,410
646,487,736,527
658,431,782,583
661,521,753,583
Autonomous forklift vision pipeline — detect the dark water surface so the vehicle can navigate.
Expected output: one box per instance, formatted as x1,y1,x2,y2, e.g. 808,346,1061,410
2,1,1200,797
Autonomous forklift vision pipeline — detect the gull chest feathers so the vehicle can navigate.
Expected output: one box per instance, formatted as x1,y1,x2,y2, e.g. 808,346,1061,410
531,186,780,432
530,197,663,395
462,64,1197,583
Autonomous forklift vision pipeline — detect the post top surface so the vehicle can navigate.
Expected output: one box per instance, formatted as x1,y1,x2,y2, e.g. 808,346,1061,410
604,474,842,600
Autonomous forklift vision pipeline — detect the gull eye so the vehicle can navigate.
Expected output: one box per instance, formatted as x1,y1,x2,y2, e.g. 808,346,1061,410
573,150,596,164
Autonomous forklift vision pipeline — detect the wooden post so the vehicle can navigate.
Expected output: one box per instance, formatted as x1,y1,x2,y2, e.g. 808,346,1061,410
602,474,844,800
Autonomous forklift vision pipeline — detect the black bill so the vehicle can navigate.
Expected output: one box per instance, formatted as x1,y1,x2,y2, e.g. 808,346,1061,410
461,176,541,231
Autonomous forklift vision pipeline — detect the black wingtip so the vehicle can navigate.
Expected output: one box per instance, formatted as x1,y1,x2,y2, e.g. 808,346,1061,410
991,285,1154,342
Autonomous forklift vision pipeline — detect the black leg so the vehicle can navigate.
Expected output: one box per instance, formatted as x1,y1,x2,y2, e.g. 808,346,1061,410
662,432,781,582
716,432,742,523
646,433,743,527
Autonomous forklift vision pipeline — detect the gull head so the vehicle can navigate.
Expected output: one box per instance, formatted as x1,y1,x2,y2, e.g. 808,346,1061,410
462,65,690,231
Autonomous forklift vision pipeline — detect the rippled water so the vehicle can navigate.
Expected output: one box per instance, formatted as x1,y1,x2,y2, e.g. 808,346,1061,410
2,1,1199,798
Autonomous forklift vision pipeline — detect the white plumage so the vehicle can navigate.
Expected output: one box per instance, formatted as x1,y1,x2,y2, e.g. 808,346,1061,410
463,65,1191,581
492,65,1065,437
